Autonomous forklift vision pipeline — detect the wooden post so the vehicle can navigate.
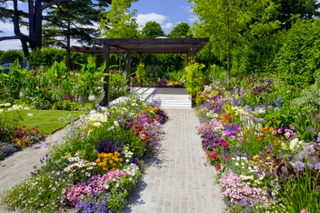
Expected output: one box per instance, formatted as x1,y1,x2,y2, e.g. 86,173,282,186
187,51,191,64
66,48,71,70
126,50,131,90
103,44,110,106
139,53,142,87
191,45,197,108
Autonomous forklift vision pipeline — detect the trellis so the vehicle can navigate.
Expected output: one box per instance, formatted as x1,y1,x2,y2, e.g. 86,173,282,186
64,38,209,105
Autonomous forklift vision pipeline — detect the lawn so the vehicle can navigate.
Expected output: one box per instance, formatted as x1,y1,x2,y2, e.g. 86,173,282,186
18,110,86,134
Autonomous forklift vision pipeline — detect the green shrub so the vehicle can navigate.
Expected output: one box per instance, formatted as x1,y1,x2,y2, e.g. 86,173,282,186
29,48,90,70
269,19,320,87
291,70,320,112
0,50,23,62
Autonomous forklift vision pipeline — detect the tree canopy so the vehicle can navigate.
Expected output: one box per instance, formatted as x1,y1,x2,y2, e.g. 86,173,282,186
190,0,280,80
42,0,112,48
168,22,192,38
0,0,112,56
141,21,165,38
99,0,140,39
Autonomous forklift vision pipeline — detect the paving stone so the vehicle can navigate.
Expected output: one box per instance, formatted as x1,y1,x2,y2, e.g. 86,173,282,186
124,108,226,213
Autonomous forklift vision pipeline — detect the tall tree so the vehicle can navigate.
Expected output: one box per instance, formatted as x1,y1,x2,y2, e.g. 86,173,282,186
141,21,165,38
0,0,69,56
190,0,279,80
168,22,192,38
0,0,112,57
272,0,320,30
42,0,112,48
99,0,139,39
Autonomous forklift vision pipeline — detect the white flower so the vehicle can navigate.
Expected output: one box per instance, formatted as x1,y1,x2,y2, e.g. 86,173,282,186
4,103,11,107
0,109,3,113
114,121,119,127
236,157,240,161
24,107,30,110
27,113,33,116
90,110,96,114
85,172,90,177
235,163,239,166
93,122,101,127
101,107,107,111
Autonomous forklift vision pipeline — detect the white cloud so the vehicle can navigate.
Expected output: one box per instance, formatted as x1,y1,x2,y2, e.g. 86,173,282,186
136,12,168,29
162,23,174,29
188,16,198,23
181,5,193,13
0,40,23,51
0,22,28,34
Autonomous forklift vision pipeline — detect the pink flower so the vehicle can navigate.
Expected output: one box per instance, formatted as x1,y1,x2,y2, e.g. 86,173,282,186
125,173,129,177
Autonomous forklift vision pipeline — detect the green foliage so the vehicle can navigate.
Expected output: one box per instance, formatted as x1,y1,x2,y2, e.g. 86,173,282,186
269,19,320,87
135,63,146,84
271,0,320,30
184,61,205,97
141,21,165,38
99,0,140,38
191,0,279,79
0,50,23,62
0,50,4,58
291,70,320,112
28,48,90,70
273,168,320,213
0,110,23,142
145,65,163,80
168,22,192,38
168,69,185,83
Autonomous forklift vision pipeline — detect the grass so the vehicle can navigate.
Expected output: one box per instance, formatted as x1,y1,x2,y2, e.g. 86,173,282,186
17,110,86,134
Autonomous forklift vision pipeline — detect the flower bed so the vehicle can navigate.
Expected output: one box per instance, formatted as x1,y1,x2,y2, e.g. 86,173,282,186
195,82,320,213
0,104,46,160
0,90,168,212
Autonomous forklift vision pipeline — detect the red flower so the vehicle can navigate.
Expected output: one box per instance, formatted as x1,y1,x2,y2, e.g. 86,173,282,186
222,142,229,147
227,155,231,158
32,128,35,130
22,126,25,128
27,129,31,132
216,163,220,167
205,151,208,155
223,159,226,162
217,167,220,171
36,126,39,128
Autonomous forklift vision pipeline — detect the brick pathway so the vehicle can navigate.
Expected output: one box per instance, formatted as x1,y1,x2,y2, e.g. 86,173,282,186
0,128,66,194
123,108,225,213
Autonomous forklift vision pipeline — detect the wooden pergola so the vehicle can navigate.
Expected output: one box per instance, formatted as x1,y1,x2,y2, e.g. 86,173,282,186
65,38,209,105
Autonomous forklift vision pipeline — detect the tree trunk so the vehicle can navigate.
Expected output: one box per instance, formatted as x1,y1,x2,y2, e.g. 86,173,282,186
34,0,43,50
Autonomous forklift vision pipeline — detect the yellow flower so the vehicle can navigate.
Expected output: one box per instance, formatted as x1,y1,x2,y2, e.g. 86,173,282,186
109,160,113,164
253,155,259,161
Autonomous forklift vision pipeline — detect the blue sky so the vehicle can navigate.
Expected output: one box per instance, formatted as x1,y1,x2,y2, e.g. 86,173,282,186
0,0,197,51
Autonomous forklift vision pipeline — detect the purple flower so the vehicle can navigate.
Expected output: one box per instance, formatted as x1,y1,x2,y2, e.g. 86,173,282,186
95,103,100,108
304,146,314,155
294,161,305,171
268,106,273,110
299,151,307,160
85,106,89,110
258,118,264,123
274,107,280,112
315,163,320,170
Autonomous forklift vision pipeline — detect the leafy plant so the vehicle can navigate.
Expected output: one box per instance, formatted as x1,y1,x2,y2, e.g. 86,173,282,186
184,61,205,106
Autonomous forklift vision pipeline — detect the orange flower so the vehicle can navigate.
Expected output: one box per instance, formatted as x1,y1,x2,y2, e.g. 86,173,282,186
261,128,267,132
272,136,278,142
269,127,274,132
